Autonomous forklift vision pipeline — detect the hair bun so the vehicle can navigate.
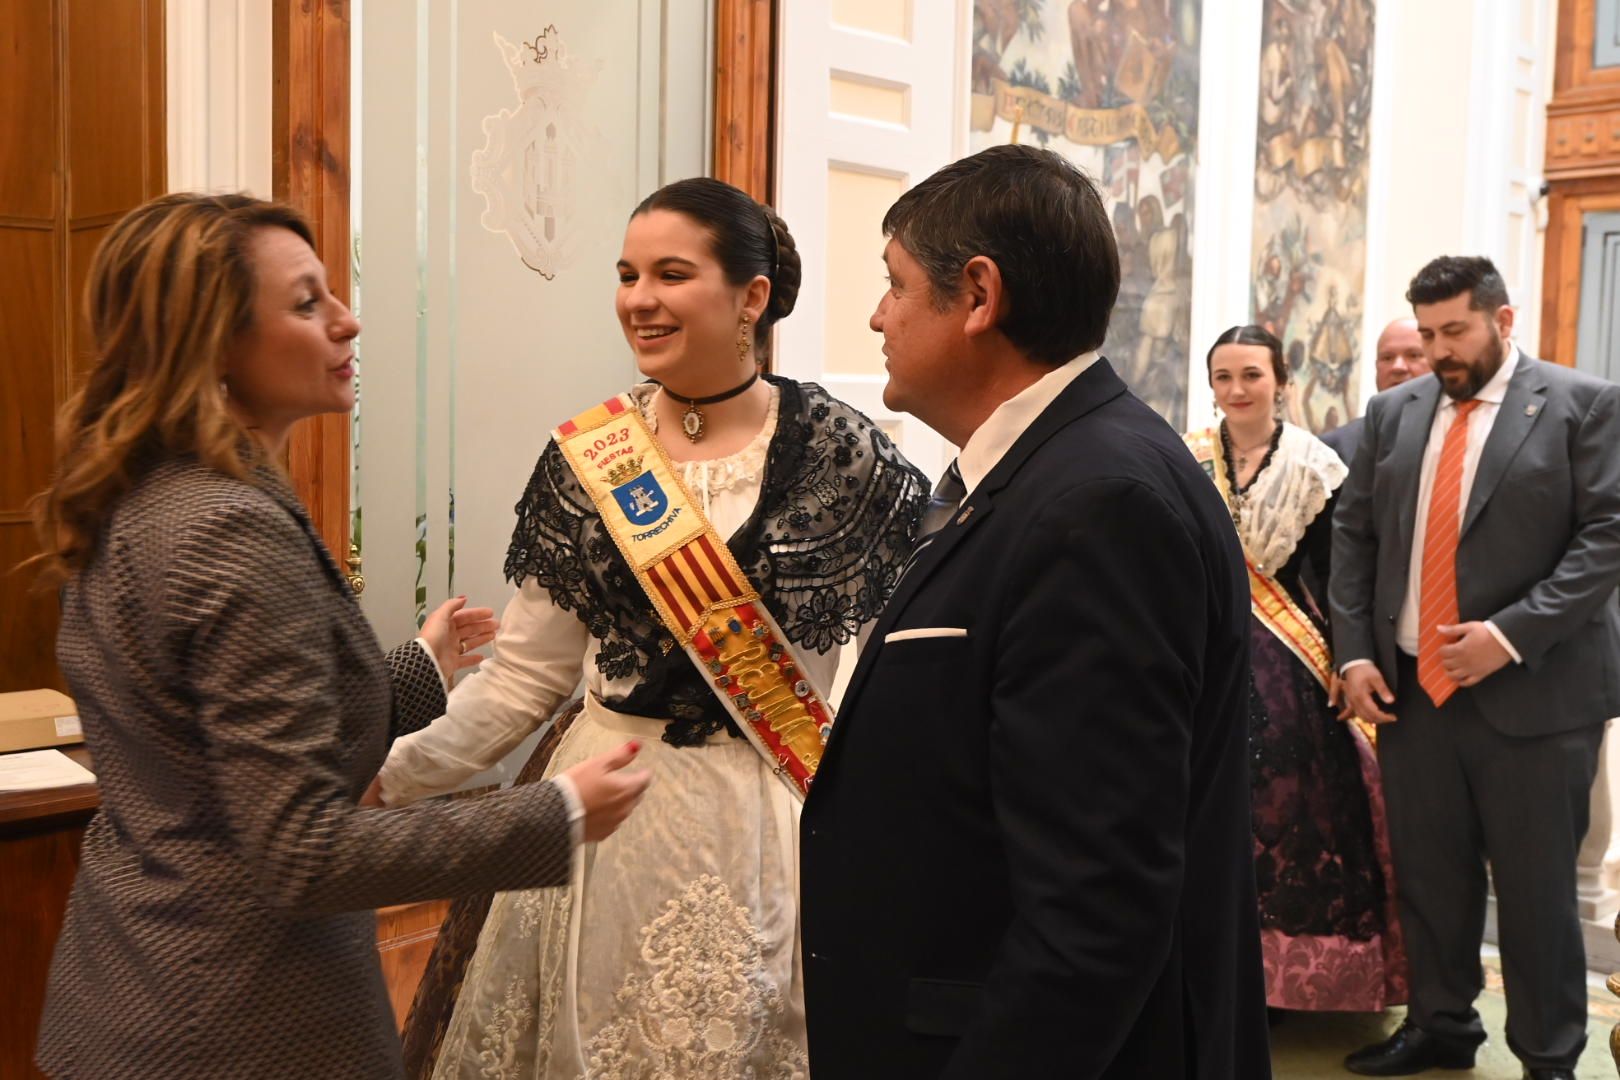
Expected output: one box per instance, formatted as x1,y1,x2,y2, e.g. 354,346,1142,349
762,205,801,324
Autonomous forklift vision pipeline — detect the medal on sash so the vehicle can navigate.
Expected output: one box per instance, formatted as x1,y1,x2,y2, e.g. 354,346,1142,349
553,394,833,799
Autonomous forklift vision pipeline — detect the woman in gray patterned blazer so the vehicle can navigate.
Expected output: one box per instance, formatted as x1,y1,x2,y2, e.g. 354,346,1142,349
26,193,652,1080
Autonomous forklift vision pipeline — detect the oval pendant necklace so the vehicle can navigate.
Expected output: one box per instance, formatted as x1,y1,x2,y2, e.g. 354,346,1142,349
657,371,760,442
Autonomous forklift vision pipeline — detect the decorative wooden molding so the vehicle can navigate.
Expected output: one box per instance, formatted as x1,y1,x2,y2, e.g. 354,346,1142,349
1546,99,1620,180
1543,0,1620,363
272,0,351,558
713,0,776,203
1541,186,1620,361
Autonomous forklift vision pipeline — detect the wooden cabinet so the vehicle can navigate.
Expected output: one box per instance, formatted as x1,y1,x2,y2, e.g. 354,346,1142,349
3,751,451,1075
377,900,452,1029
0,749,96,1080
0,0,165,694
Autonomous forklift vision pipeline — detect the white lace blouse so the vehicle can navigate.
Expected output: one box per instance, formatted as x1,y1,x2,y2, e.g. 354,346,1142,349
1235,422,1348,577
376,383,845,807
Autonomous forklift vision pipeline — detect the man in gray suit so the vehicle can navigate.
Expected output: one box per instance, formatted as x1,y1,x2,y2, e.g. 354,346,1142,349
1322,317,1430,464
1331,256,1620,1079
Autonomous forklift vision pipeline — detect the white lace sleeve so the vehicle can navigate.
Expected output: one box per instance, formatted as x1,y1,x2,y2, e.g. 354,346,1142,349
376,576,589,807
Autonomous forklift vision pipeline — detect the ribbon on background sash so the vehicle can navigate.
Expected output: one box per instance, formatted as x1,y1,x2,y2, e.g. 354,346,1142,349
553,395,833,799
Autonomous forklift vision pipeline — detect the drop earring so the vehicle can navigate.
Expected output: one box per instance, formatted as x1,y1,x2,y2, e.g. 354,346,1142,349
736,313,752,364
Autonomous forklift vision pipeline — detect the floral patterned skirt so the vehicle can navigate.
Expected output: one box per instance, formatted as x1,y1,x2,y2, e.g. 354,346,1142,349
431,695,809,1079
1248,619,1409,1011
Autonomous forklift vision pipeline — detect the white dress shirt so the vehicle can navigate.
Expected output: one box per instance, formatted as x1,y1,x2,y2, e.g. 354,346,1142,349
1343,344,1523,672
956,351,1100,495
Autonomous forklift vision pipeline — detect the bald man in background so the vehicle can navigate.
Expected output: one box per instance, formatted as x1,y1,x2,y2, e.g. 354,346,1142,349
1323,318,1431,464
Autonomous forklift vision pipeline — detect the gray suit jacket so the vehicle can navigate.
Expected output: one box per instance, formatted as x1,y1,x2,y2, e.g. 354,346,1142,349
1329,358,1620,736
1321,415,1363,465
37,459,574,1080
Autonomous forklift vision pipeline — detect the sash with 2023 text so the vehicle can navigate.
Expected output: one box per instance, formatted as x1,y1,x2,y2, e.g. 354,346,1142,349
552,394,834,800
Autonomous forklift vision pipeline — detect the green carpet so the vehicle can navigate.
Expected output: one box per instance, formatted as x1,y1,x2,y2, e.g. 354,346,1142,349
1269,956,1620,1078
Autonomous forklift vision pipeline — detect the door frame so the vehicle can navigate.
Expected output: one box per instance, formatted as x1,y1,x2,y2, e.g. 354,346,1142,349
279,0,778,556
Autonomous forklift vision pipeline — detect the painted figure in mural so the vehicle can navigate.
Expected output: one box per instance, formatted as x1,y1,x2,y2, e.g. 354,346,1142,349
1333,256,1620,1079
1183,324,1408,1018
802,143,1271,1080
1321,317,1430,465
380,177,926,1080
29,193,648,1080
1067,0,1113,108
1300,282,1359,431
1250,0,1378,433
1112,201,1149,352
1253,220,1315,342
1259,14,1294,137
1134,196,1192,411
970,0,1201,428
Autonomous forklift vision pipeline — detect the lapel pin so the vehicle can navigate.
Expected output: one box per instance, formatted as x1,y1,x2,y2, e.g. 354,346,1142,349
1525,404,1538,417
956,506,975,526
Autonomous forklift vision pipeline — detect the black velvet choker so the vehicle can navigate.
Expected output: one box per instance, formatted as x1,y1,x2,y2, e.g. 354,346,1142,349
657,372,760,442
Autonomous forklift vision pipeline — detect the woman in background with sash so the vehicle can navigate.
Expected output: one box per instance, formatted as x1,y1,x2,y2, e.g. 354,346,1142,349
1184,325,1406,1014
372,178,927,1078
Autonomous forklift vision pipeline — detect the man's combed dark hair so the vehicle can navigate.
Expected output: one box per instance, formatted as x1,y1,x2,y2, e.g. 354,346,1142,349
881,144,1120,366
1405,255,1509,312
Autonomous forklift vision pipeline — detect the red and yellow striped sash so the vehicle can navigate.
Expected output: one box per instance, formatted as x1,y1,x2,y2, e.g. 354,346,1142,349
553,394,833,798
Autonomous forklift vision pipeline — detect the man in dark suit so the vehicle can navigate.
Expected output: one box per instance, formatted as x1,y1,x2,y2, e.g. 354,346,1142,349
1332,256,1620,1079
800,144,1271,1079
1323,317,1430,464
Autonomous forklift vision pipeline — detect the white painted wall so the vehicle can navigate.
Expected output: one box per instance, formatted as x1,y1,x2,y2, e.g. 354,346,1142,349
166,0,273,197
1363,0,1551,395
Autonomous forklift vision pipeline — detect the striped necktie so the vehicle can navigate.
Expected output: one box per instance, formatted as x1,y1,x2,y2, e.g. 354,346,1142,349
898,459,965,582
1417,398,1483,707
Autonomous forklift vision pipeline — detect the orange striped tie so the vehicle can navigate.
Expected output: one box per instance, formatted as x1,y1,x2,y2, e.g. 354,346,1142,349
1417,398,1483,707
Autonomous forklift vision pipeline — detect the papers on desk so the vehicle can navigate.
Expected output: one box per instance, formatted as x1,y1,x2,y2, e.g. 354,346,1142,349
0,749,96,791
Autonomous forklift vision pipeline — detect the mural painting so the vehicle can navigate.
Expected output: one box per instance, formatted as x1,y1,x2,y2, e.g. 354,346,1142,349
1248,0,1376,433
970,0,1202,429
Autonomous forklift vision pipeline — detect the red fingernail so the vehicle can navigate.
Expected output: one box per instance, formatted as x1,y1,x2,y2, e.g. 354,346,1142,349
628,740,641,752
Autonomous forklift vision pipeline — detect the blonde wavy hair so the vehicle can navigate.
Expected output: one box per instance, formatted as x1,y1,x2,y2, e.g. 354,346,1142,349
28,192,316,583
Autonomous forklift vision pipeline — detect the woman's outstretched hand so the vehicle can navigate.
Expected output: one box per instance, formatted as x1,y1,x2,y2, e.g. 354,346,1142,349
561,741,653,843
421,596,500,682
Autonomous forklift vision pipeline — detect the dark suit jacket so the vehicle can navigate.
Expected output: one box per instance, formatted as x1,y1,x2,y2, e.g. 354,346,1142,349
1321,415,1364,465
1330,358,1620,735
37,460,575,1080
801,361,1271,1079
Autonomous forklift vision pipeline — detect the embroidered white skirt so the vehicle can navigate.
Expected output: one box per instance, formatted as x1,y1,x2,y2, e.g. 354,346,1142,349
432,695,809,1079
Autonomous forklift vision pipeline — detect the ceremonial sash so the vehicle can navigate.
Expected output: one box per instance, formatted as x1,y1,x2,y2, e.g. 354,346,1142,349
1184,429,1376,745
552,394,833,800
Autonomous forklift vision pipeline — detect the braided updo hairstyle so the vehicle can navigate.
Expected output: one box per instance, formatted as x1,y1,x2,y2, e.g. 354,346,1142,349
631,177,801,361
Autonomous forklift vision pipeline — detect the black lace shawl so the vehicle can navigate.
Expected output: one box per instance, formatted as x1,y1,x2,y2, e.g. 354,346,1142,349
504,376,928,746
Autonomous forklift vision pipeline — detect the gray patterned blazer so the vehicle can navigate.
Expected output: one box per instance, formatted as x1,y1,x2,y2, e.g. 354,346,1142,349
36,459,573,1080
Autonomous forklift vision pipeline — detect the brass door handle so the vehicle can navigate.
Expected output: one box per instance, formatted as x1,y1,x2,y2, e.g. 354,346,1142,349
345,542,365,595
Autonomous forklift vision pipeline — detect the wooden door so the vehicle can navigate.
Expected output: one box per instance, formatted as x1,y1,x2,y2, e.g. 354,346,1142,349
1542,0,1620,365
0,0,166,695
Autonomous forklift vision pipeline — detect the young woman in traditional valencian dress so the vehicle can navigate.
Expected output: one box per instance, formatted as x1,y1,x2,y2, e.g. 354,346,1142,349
1184,324,1407,1014
372,178,927,1079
